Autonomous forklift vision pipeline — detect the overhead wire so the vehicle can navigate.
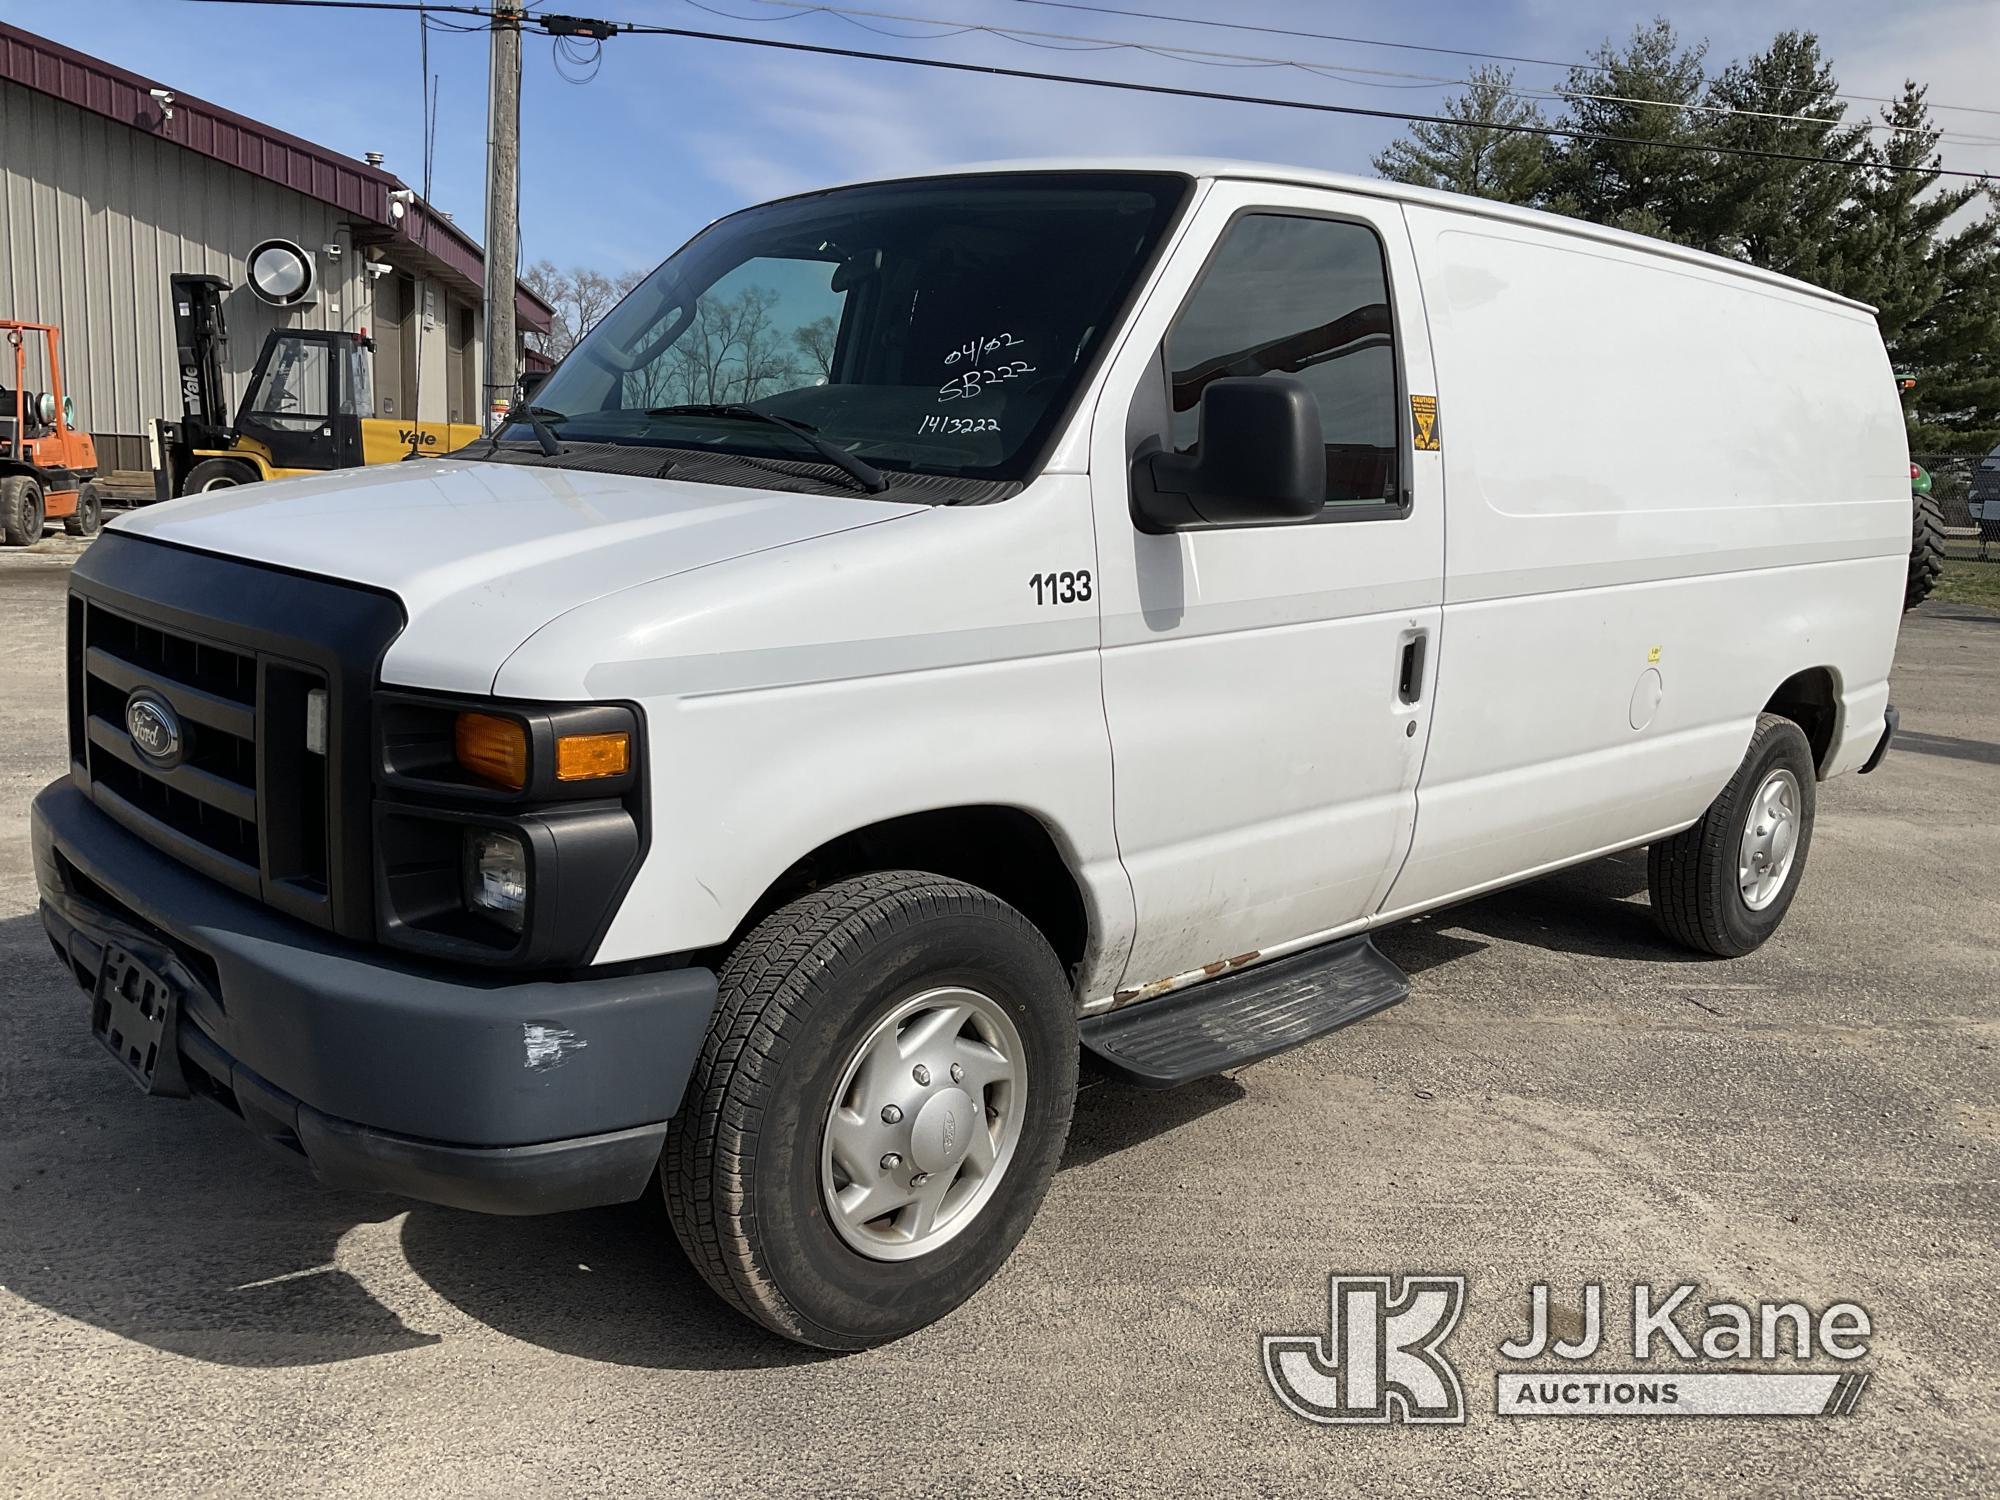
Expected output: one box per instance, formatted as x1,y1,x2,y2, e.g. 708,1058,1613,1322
1003,0,2000,120
684,1,2000,147
611,15,2000,181
170,0,2000,179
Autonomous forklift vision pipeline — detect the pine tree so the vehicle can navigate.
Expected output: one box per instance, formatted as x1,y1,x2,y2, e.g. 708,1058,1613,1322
1539,20,1710,240
1833,86,2000,452
1688,32,1870,282
1369,26,2000,451
1370,66,1550,204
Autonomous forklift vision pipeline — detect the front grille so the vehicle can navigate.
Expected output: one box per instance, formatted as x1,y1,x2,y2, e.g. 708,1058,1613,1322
67,534,405,938
77,599,324,901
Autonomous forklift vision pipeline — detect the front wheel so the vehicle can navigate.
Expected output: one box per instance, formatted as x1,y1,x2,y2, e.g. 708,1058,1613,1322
180,458,260,495
1648,713,1817,957
64,479,106,537
663,871,1078,1349
0,475,44,546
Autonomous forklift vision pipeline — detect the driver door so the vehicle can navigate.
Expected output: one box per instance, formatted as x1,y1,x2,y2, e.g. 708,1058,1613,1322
1087,181,1445,994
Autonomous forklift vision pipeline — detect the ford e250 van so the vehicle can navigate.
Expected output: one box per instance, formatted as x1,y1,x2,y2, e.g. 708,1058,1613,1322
32,161,1906,1349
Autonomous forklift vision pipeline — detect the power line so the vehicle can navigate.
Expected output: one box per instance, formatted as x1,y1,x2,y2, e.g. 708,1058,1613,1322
681,1,2000,149
167,0,1999,179
613,16,2000,181
1004,0,2000,120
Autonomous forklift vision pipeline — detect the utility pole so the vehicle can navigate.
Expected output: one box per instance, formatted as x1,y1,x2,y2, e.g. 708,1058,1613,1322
481,0,522,428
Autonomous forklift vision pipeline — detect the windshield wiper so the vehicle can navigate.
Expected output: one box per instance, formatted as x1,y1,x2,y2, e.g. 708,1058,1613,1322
483,403,567,458
644,403,889,495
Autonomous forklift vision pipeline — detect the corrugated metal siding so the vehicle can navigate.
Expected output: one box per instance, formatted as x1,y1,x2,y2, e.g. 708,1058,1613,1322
0,21,552,337
1,77,368,455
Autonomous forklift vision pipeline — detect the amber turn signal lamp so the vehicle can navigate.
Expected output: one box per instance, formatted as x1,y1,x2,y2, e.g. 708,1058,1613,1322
555,730,631,782
454,712,529,790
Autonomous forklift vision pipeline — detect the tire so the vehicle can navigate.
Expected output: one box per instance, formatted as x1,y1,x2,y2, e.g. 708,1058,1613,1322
64,479,105,537
1905,492,1945,610
1648,713,1817,958
663,870,1078,1350
0,475,44,546
180,458,260,495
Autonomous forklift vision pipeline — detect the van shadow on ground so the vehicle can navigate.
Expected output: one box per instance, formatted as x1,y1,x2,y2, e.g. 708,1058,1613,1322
1373,847,1701,974
0,849,1689,1371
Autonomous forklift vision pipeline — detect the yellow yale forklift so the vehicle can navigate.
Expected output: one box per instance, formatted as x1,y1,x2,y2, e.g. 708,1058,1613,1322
149,273,483,499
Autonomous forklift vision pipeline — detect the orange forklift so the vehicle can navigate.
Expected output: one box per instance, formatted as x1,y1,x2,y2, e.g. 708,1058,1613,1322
2,321,105,545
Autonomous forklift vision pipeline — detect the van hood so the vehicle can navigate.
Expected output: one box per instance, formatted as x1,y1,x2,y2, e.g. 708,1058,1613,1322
110,458,924,694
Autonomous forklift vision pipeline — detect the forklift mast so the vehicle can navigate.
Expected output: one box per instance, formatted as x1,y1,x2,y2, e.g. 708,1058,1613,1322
169,273,232,446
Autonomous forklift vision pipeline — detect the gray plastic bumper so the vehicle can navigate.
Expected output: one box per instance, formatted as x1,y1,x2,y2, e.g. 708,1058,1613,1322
32,776,716,1215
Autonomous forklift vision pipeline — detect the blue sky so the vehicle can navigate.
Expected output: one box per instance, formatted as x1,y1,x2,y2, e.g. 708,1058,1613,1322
19,0,1999,276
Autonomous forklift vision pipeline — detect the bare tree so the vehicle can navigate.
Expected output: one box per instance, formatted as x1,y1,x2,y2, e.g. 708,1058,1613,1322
520,260,648,361
793,315,837,382
628,285,807,407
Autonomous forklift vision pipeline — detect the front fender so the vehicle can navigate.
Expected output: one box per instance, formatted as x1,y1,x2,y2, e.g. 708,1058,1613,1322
496,477,1137,997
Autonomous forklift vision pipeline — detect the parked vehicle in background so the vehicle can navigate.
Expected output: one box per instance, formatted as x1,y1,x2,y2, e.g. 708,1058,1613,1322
33,161,1908,1350
148,273,482,499
1,320,106,545
1908,460,1945,607
1968,441,2000,554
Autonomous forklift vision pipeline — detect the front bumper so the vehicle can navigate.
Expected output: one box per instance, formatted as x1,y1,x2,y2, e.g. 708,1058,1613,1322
32,776,717,1215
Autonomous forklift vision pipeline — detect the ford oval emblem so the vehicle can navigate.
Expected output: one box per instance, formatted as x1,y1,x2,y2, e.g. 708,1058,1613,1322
125,692,184,768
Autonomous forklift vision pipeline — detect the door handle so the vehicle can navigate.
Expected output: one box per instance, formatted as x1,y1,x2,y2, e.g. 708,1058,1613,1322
1397,631,1429,705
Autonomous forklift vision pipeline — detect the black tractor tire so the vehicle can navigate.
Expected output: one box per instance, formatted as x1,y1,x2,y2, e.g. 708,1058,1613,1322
0,475,45,546
179,458,260,495
1649,713,1818,958
1905,492,1945,610
64,479,106,538
663,871,1078,1350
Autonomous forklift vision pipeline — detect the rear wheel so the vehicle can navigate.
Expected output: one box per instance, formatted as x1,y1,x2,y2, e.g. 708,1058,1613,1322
1905,492,1945,610
1649,713,1817,957
663,871,1078,1349
180,458,260,495
64,479,105,537
0,475,44,546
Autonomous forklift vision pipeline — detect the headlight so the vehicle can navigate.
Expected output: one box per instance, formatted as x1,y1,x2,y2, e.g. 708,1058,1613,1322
464,828,528,932
373,692,646,967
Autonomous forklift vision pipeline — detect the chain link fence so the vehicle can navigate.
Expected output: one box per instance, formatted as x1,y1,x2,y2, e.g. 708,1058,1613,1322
1912,452,2000,562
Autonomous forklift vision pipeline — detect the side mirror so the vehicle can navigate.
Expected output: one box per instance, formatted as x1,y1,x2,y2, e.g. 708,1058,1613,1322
518,370,550,403
1131,376,1324,532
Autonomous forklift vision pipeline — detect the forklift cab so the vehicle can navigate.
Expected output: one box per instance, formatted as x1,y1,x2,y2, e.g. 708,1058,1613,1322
236,329,371,474
151,271,477,500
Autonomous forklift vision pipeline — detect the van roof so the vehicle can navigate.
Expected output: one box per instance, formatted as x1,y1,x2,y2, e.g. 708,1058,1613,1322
825,156,1878,317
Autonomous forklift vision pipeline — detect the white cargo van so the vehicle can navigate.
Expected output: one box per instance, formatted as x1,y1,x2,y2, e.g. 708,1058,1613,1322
33,161,1906,1349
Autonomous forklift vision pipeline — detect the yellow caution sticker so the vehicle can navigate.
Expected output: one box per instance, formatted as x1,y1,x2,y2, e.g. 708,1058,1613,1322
1411,394,1440,451
1647,646,1662,664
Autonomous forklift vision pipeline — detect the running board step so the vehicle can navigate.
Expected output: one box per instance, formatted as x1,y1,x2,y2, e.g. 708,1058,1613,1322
1079,937,1409,1089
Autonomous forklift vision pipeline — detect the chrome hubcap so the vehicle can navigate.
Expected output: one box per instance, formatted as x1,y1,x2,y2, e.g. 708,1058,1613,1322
1738,767,1801,911
820,986,1025,1261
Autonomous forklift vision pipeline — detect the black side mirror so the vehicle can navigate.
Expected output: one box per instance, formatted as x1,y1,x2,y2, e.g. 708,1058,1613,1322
1131,376,1324,532
518,370,550,403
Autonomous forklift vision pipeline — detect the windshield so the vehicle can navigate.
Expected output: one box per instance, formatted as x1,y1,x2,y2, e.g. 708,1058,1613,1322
527,172,1190,489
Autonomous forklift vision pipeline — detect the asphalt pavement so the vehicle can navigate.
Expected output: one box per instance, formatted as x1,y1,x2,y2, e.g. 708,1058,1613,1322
1,533,1994,1497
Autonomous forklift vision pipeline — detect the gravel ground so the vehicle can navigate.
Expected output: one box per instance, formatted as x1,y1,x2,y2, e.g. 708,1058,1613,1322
1,535,1994,1498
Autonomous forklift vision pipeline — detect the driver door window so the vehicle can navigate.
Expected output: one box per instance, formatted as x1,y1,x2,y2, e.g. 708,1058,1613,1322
1166,213,1402,510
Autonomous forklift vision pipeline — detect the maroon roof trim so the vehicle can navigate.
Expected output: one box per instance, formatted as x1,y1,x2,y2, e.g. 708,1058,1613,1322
0,21,552,334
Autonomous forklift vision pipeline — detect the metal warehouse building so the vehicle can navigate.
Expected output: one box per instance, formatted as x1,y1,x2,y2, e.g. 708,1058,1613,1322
0,21,551,474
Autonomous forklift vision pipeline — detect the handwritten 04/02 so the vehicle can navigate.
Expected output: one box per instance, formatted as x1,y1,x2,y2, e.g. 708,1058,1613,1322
943,331,1025,367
